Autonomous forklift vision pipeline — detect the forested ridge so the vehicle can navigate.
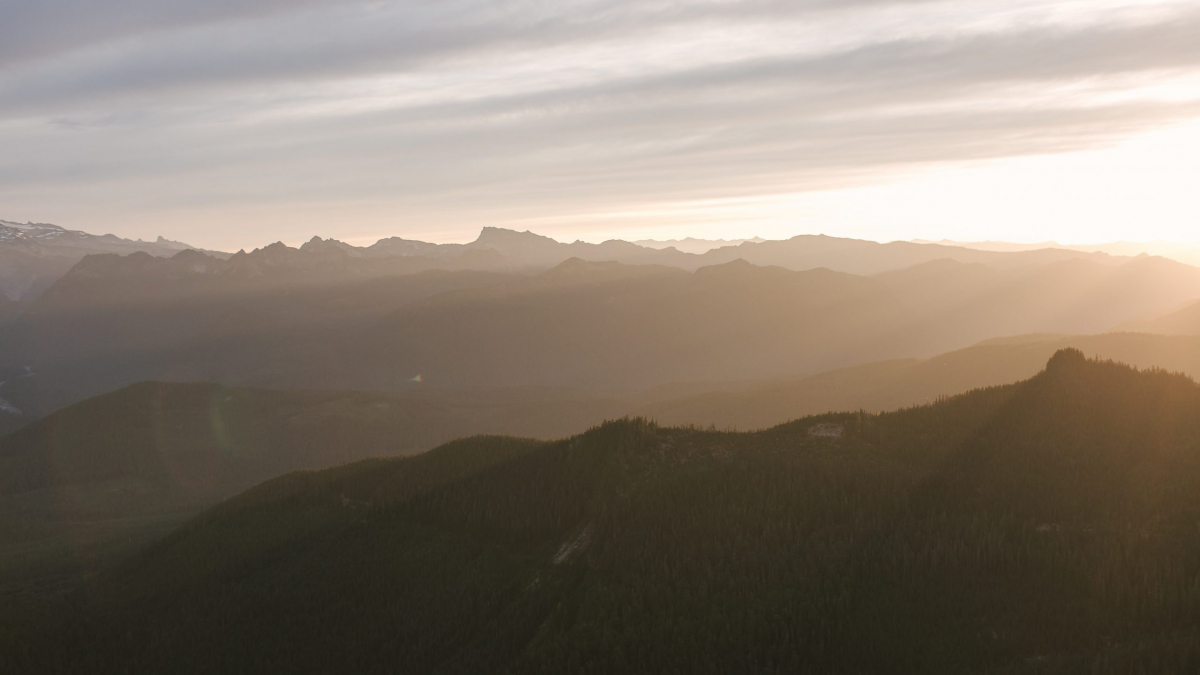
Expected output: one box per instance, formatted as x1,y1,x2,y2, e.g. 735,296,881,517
6,350,1200,673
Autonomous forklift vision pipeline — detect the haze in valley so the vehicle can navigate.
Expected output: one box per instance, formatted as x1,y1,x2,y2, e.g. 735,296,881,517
3,1,1200,673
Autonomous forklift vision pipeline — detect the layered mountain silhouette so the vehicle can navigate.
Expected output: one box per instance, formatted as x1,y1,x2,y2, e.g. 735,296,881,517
9,353,1200,673
0,219,1144,303
3,237,1199,432
0,253,517,430
352,254,1200,389
633,235,766,254
283,227,1135,275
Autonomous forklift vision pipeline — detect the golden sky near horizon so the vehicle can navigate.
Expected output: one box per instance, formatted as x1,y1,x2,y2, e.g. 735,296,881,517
2,0,1199,251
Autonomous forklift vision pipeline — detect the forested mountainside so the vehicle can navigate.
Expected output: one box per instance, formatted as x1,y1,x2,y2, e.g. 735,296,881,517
5,332,1199,604
8,352,1200,674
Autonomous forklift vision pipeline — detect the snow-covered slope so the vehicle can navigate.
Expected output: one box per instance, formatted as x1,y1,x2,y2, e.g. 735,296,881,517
0,219,224,301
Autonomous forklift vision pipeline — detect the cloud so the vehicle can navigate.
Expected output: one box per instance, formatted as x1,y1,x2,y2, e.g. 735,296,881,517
1,0,1198,247
0,0,350,67
0,0,1044,114
0,0,956,68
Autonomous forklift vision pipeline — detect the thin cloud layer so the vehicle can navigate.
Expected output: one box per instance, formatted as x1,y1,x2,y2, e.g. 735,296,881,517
1,0,1198,248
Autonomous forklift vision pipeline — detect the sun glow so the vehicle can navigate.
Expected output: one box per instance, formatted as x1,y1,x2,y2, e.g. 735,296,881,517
545,116,1200,247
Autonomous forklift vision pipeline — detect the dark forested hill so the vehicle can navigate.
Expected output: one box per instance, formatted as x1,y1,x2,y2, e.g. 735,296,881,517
9,352,1200,674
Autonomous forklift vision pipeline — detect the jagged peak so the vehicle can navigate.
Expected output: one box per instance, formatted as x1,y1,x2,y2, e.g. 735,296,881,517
474,226,558,245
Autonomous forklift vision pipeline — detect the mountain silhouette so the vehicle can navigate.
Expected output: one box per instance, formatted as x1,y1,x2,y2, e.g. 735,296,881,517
0,219,222,302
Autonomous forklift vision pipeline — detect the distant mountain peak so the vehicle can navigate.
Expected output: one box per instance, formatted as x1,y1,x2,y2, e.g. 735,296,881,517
1,218,226,301
694,257,777,278
541,257,635,277
472,227,565,250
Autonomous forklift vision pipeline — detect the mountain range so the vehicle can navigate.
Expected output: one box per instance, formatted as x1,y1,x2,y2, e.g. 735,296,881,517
0,218,1151,304
919,238,1200,267
9,353,1200,673
632,236,766,253
0,220,222,302
4,222,1200,434
6,217,1200,672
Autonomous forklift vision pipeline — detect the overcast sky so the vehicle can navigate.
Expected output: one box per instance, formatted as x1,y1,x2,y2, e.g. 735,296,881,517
2,0,1199,250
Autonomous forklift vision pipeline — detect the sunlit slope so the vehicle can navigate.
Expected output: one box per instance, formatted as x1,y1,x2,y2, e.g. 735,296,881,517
1116,296,1200,335
640,332,1200,429
14,352,1200,673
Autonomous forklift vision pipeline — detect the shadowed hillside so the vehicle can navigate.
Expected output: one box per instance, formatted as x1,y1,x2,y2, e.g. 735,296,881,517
0,382,627,597
9,353,1200,673
0,261,519,430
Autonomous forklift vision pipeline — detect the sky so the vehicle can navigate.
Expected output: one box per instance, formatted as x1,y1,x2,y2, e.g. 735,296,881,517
1,0,1199,251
